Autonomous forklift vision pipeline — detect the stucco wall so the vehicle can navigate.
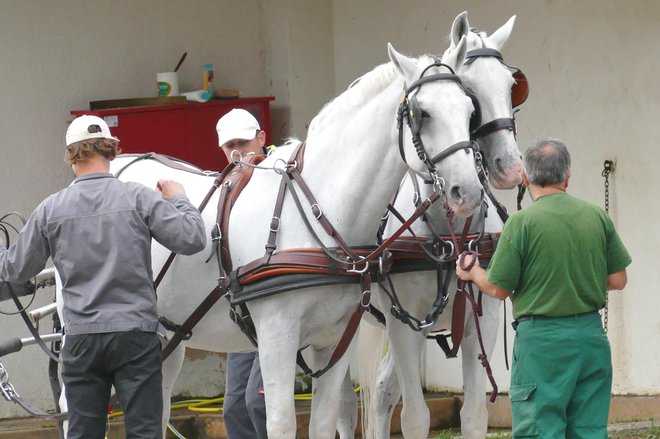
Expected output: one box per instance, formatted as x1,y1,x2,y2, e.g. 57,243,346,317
332,0,659,395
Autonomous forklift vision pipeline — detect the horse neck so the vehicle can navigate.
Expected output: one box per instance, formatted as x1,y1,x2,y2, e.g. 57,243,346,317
299,83,407,245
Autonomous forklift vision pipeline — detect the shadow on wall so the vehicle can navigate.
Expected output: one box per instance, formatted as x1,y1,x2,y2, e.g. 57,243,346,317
270,105,292,145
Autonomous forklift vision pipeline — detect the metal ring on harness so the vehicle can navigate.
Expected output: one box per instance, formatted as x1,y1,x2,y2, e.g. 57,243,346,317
418,319,434,329
230,149,243,163
273,158,288,175
439,240,455,261
223,180,232,188
468,239,478,254
432,175,445,193
347,257,369,274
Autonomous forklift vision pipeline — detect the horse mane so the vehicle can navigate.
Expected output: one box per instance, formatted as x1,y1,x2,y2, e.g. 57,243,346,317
308,62,399,136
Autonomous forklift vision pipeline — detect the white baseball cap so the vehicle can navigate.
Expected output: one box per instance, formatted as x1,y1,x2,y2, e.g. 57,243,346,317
216,109,260,147
66,115,119,146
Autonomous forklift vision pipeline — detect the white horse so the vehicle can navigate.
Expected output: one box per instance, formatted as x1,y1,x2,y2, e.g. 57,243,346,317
368,13,524,439
56,39,484,438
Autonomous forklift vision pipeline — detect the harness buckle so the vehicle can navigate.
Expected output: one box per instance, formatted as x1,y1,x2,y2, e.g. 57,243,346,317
361,290,371,308
311,204,323,219
211,223,221,242
269,217,280,232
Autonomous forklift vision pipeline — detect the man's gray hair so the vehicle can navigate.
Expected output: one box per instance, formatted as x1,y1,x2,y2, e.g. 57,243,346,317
523,138,571,187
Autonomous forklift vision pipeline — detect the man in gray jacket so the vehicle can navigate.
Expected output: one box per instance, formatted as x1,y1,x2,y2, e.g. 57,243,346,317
0,115,206,439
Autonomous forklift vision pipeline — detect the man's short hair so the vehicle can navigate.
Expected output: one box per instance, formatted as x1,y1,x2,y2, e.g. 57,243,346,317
523,138,571,187
65,138,120,165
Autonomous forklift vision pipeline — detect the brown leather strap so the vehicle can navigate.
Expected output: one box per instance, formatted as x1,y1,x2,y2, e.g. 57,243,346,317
116,152,214,176
447,290,466,358
297,274,372,378
232,248,392,287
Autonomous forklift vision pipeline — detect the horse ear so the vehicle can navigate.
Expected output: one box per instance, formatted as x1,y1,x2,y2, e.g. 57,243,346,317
450,11,470,47
388,43,418,78
442,35,468,72
487,15,516,51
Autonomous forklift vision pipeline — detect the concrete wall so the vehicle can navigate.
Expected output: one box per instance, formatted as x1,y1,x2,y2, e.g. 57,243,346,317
0,0,657,421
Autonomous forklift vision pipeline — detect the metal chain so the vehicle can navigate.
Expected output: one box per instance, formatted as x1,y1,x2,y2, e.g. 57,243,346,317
0,360,19,402
601,160,614,333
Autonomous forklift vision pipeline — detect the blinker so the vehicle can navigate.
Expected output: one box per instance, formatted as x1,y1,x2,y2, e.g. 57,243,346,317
511,70,529,108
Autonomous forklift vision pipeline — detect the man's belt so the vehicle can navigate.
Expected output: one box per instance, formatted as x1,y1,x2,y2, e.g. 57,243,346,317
512,310,600,330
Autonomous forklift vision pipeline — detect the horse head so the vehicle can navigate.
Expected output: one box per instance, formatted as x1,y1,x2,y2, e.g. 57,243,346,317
445,12,525,190
389,38,483,217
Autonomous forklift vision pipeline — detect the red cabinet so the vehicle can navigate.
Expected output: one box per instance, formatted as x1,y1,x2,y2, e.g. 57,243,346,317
71,97,274,171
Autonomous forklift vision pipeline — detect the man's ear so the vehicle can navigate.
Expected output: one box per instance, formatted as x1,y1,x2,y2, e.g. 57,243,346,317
565,170,571,189
522,169,530,187
257,130,266,147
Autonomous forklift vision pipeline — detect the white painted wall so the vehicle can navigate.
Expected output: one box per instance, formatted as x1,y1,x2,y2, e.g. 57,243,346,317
0,0,657,421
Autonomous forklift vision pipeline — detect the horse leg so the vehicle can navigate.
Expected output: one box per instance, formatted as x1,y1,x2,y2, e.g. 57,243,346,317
257,321,300,439
459,298,501,439
160,341,186,438
372,349,402,439
336,369,358,439
389,324,429,439
308,341,357,439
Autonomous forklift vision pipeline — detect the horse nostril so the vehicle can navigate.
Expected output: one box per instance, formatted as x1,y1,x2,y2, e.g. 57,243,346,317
494,157,504,173
450,185,461,201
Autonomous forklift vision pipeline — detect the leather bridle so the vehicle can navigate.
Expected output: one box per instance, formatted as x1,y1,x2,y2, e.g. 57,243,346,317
397,61,481,188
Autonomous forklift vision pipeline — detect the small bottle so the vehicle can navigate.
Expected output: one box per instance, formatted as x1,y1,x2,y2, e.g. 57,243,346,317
202,64,215,96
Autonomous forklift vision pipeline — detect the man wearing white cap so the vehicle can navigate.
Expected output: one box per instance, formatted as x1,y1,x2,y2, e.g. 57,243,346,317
216,108,269,439
216,108,272,163
0,115,206,439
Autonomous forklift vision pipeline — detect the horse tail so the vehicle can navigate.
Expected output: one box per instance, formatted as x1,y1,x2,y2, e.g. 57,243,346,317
356,318,387,439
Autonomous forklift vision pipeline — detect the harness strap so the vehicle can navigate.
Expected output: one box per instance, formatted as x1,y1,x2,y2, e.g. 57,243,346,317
262,177,288,264
161,285,224,360
295,274,372,378
472,118,516,140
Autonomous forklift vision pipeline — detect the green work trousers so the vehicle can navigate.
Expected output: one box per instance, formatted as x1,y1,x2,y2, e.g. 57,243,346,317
510,312,612,438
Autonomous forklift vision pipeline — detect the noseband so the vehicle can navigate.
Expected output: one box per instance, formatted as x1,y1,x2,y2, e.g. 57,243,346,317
397,61,480,186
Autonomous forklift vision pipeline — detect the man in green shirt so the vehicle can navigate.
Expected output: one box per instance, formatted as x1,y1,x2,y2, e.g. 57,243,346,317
456,138,631,438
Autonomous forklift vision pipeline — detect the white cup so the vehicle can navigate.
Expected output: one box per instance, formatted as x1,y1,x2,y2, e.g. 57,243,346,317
157,72,179,97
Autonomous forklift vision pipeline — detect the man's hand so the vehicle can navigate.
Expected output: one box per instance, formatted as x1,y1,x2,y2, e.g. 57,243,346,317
156,179,186,201
456,253,480,281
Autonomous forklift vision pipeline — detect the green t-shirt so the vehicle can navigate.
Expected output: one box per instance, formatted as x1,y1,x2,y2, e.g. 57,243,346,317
487,192,631,319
